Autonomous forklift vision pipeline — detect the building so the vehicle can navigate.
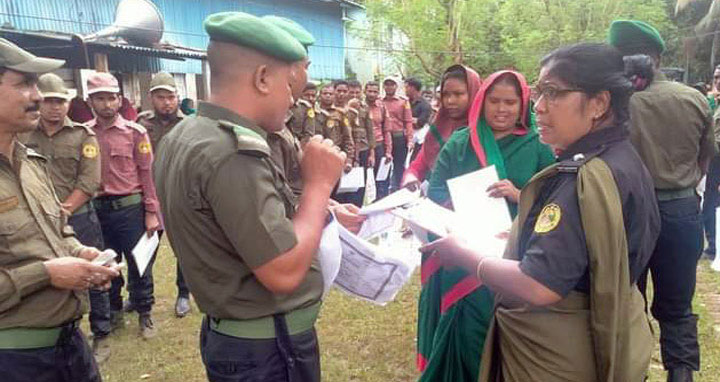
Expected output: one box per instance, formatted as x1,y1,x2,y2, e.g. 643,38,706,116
0,0,364,109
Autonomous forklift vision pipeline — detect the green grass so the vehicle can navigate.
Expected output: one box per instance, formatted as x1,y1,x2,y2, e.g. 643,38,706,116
89,241,720,381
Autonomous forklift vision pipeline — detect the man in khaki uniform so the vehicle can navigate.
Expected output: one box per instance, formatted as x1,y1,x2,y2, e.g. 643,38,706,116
610,20,716,382
317,84,354,172
135,72,190,318
0,38,118,382
154,12,345,381
264,16,315,198
20,73,114,363
345,97,376,206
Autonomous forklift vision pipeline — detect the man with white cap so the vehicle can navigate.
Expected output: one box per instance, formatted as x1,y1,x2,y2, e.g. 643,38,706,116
0,38,118,382
135,71,190,318
20,72,113,363
86,72,161,340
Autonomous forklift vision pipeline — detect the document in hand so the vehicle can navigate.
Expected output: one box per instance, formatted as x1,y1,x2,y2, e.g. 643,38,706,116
317,214,343,297
337,167,365,193
446,165,511,258
132,232,159,277
332,222,417,305
376,157,393,182
359,188,420,215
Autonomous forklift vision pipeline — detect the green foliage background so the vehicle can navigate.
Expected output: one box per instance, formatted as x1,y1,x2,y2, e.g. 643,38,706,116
359,0,716,85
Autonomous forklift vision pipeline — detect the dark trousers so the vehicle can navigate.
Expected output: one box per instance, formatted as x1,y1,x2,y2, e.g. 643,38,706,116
373,143,390,199
177,263,189,298
0,325,100,382
200,318,320,382
95,199,155,314
639,196,703,371
702,155,720,253
68,210,111,338
390,134,408,192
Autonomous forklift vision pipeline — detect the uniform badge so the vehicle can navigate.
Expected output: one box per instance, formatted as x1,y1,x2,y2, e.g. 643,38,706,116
307,108,315,119
0,196,19,213
534,203,562,234
344,117,351,127
82,144,98,159
404,102,411,109
138,141,152,154
327,120,336,128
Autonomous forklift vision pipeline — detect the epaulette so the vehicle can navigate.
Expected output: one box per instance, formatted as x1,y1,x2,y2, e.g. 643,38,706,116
316,107,330,117
73,122,96,136
297,99,313,109
24,145,47,162
137,109,155,121
218,120,270,157
557,147,609,174
126,121,148,134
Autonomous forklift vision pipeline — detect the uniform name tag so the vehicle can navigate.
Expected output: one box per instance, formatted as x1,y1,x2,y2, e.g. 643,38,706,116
0,196,19,213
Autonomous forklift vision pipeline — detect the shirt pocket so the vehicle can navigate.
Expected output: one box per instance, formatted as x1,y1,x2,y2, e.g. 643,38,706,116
0,207,35,263
53,144,80,177
39,198,66,233
110,143,136,177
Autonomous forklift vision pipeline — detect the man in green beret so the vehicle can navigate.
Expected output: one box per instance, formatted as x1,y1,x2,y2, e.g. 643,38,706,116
135,71,191,318
0,37,119,381
609,19,715,382
154,12,345,381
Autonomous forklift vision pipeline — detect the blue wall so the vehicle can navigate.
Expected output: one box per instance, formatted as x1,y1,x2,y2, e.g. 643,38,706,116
0,0,348,78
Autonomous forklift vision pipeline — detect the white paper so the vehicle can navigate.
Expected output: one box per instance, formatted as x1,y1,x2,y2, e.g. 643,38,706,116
131,232,159,277
405,147,413,169
317,215,343,297
357,211,397,240
446,166,511,258
337,167,365,193
413,125,429,145
391,198,455,241
713,207,720,272
359,188,420,215
333,222,416,305
376,157,392,181
364,167,377,205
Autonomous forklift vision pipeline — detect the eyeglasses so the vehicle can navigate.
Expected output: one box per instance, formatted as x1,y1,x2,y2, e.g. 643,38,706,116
532,85,584,104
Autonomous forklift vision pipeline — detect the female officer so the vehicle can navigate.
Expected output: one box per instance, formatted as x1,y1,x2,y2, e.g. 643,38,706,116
421,43,660,381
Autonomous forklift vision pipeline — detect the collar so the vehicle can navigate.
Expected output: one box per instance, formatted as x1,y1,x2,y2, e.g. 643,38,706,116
384,94,401,101
88,114,129,131
197,101,267,140
557,124,629,162
38,117,75,137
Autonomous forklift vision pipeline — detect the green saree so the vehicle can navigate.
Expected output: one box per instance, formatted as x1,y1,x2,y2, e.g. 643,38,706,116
417,122,554,382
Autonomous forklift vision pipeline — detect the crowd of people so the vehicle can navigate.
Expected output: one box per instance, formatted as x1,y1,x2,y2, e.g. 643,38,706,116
0,9,716,382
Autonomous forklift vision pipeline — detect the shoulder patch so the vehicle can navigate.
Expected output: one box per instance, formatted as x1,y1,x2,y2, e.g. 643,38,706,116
137,140,152,154
534,203,562,234
82,143,99,159
218,120,270,157
307,108,315,119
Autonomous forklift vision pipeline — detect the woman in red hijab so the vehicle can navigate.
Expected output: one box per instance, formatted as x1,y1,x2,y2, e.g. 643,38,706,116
402,65,482,189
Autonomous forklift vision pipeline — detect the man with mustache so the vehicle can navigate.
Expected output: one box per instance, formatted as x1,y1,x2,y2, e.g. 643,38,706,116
86,72,162,340
135,72,190,319
20,73,112,363
0,38,118,382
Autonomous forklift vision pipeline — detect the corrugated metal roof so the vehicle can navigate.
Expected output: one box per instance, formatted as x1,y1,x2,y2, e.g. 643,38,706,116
0,0,353,78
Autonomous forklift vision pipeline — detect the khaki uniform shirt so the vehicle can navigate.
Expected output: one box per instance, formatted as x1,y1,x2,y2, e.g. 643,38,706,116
316,105,354,164
136,109,184,154
154,102,322,320
287,99,315,143
20,118,101,202
268,117,303,197
0,142,86,329
346,105,376,156
629,73,716,190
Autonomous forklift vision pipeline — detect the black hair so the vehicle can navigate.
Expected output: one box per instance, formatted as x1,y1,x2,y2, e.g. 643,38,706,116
304,82,317,91
348,79,361,88
692,82,708,95
365,81,379,89
442,65,466,86
332,79,349,88
489,73,522,98
405,77,422,91
623,55,655,91
540,42,634,125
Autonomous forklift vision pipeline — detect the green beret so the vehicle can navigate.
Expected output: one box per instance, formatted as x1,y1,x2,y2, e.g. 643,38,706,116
608,20,665,55
204,12,307,63
262,16,315,49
